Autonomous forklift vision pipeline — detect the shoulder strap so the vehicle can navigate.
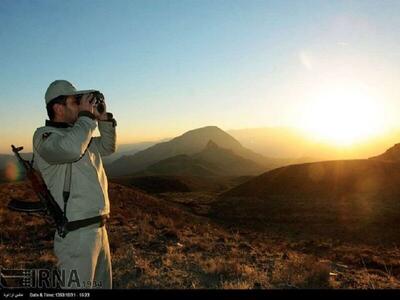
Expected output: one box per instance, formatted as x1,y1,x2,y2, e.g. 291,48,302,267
62,164,72,218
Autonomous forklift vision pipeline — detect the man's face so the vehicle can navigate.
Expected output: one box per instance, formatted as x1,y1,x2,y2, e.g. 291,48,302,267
57,96,79,124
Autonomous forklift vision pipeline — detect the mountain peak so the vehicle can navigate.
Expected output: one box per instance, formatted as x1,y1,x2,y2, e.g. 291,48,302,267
107,125,271,177
181,126,226,137
206,140,219,150
171,125,244,151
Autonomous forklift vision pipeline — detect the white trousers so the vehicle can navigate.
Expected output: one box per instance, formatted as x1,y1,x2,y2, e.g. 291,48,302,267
54,223,112,289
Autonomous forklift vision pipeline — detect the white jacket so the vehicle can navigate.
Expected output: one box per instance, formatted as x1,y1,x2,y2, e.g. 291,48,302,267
32,112,117,222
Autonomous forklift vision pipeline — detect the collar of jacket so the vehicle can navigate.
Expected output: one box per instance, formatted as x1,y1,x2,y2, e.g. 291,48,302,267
45,120,73,128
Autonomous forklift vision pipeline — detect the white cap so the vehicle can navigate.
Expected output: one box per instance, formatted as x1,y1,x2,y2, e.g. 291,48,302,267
45,80,97,104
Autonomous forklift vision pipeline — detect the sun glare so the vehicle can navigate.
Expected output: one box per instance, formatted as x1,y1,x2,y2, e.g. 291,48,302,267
300,83,385,146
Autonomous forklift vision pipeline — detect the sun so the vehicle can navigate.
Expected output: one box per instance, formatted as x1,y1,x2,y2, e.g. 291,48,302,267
300,83,384,146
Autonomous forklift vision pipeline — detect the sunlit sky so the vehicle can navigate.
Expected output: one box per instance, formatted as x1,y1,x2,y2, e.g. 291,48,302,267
1,0,400,153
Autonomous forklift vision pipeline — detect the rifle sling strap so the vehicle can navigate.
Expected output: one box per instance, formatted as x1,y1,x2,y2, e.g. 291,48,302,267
62,164,72,219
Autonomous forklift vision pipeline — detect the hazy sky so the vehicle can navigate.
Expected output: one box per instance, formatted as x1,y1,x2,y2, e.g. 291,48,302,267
1,0,400,153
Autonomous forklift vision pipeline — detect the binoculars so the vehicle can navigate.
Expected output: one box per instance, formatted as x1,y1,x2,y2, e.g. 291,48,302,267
76,91,105,114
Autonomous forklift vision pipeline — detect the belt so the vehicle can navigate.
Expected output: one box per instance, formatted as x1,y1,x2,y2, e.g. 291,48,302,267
66,214,109,232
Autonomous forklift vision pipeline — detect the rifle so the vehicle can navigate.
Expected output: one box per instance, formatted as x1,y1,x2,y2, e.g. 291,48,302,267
10,145,68,237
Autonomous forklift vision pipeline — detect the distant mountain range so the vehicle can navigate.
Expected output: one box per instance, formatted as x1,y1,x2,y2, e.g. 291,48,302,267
107,126,291,177
134,140,266,177
1,126,277,179
3,126,399,181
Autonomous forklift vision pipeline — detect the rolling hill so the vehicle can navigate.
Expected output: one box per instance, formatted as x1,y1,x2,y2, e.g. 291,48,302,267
111,174,252,194
369,143,400,162
212,158,400,242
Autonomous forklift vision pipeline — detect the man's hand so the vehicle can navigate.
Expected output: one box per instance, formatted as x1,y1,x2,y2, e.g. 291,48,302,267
79,93,95,114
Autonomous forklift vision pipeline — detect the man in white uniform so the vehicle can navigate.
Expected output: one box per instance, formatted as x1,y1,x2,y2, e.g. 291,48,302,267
33,80,117,289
